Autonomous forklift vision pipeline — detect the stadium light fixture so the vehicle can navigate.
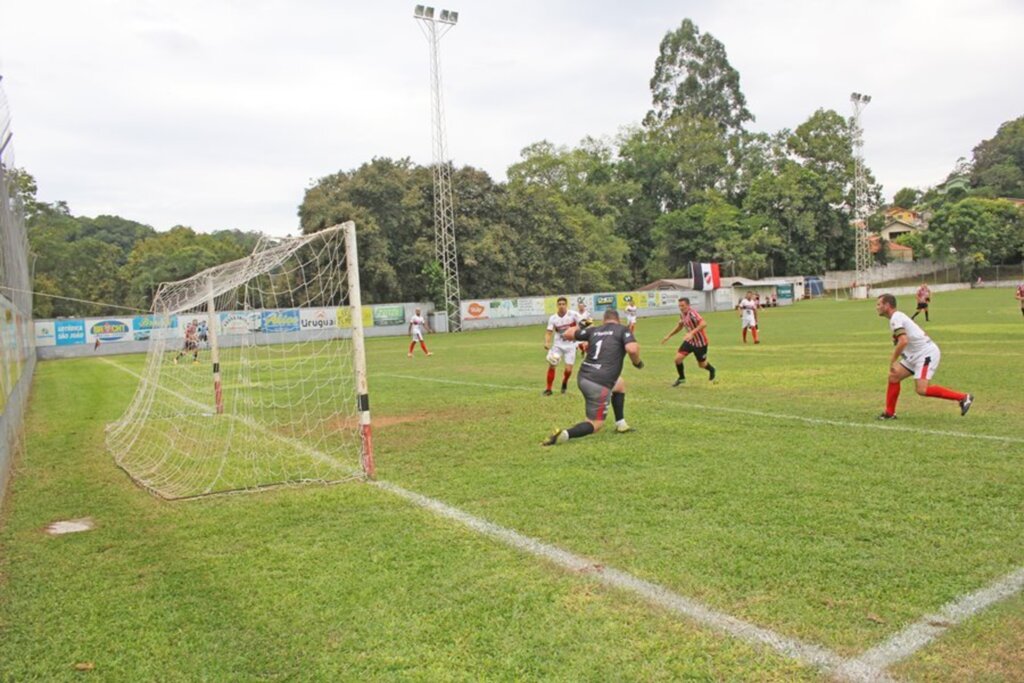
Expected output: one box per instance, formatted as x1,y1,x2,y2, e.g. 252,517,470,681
415,5,425,17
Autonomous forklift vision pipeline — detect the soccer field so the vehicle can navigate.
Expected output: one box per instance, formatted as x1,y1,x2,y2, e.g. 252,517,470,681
2,289,1022,681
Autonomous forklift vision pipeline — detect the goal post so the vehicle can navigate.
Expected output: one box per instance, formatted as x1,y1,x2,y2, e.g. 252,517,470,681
107,221,376,499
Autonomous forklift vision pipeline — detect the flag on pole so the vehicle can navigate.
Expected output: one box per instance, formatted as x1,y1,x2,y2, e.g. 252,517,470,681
691,262,721,291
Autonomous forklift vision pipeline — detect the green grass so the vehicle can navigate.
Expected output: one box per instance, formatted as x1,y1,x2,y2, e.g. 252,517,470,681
2,289,1023,680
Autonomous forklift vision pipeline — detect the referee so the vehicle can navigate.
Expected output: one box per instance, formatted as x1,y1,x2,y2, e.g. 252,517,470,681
542,309,643,445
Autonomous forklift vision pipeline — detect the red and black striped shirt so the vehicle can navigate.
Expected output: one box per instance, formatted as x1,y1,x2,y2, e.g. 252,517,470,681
679,309,709,346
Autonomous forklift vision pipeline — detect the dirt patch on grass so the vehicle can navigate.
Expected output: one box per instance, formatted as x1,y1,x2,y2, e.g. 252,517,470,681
325,412,433,431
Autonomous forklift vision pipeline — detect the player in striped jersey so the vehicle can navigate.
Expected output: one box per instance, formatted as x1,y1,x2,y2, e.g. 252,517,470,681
660,298,716,386
876,293,972,419
1016,282,1024,318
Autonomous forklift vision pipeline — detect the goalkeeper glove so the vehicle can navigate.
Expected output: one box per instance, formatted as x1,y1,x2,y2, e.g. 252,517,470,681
633,359,644,369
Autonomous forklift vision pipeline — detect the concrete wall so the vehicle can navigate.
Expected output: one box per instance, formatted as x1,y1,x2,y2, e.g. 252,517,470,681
0,355,34,506
824,259,952,288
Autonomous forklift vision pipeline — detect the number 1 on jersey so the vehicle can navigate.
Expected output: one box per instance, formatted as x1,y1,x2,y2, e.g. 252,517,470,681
592,339,604,359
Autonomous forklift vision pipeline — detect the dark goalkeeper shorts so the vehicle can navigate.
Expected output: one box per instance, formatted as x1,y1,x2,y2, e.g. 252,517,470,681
677,340,708,362
578,376,611,422
916,302,929,310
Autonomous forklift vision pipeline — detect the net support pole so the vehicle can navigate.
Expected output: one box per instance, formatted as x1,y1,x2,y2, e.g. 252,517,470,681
206,277,224,415
344,221,376,479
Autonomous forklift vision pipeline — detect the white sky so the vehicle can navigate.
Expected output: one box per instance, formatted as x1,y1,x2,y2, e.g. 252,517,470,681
2,0,1022,236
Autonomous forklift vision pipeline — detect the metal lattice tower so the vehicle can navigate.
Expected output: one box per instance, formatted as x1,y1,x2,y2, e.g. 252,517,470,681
414,5,462,332
850,92,872,297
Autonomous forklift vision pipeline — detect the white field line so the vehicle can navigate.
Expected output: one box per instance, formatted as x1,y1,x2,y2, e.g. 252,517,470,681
373,480,891,683
103,360,886,679
377,373,1024,445
837,566,1024,678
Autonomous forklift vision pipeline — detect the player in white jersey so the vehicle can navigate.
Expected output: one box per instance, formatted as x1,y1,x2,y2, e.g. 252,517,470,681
623,296,639,334
575,300,593,354
737,291,760,344
407,308,432,357
543,296,579,395
875,294,972,419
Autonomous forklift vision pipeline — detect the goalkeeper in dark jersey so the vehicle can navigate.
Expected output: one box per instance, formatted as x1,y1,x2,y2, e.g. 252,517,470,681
542,309,643,445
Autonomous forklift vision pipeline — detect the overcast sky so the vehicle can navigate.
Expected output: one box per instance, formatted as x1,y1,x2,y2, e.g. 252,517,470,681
2,0,1022,236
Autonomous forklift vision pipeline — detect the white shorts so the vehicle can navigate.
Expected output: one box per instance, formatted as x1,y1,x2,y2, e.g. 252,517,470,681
627,316,637,325
546,343,577,366
899,346,941,381
741,315,757,329
411,330,424,342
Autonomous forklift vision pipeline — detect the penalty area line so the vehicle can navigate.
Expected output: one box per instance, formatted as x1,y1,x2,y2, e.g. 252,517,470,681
838,565,1024,678
372,479,890,683
378,373,1024,446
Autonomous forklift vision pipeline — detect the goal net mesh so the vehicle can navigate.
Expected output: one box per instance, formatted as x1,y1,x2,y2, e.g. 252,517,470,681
107,223,366,499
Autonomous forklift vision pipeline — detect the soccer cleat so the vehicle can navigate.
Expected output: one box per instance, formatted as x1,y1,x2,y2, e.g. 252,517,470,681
708,367,716,382
959,393,974,416
173,357,178,365
426,352,433,356
560,383,568,394
615,421,633,433
541,430,569,446
542,389,553,396
876,412,897,421
672,378,686,387
407,352,413,358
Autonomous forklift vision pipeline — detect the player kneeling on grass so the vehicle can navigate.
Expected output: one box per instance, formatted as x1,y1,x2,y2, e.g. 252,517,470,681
875,293,973,420
542,309,642,445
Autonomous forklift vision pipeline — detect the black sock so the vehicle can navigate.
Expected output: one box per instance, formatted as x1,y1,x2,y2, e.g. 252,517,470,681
566,422,595,439
676,362,686,379
706,364,715,375
911,312,918,319
611,392,625,422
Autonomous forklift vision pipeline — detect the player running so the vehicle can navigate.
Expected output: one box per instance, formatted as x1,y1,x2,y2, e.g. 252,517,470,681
737,290,760,344
542,308,643,445
174,320,200,365
543,296,579,395
911,282,931,321
407,308,432,357
875,293,972,420
661,298,716,385
575,300,593,354
624,296,638,334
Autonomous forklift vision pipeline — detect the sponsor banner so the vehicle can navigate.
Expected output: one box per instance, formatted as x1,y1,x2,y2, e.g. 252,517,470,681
658,291,682,307
261,309,301,333
301,307,339,331
336,306,374,329
544,295,587,314
593,294,617,312
776,284,795,303
132,314,175,340
372,305,405,327
489,299,515,319
35,321,57,347
220,311,262,335
462,300,489,321
55,319,87,346
514,297,546,316
87,318,133,343
645,291,658,307
617,292,647,310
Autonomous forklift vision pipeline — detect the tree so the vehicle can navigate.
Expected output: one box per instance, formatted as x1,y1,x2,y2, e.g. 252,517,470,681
892,187,921,209
927,198,1024,277
970,115,1024,198
646,18,753,133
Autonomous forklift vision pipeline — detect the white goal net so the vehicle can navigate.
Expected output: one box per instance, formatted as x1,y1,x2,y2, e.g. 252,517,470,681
107,222,375,499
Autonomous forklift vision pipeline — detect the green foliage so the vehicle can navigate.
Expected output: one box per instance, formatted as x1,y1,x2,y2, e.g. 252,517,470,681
927,197,1024,277
646,18,753,133
894,231,929,260
892,187,921,209
970,115,1024,198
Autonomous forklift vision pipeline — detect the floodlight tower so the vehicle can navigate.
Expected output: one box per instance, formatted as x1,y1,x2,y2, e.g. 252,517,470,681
414,5,462,332
850,92,872,299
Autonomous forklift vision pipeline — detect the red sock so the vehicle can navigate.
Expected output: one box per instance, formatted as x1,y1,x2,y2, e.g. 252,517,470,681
419,341,429,353
562,368,572,385
925,385,967,401
742,329,747,343
886,381,901,415
546,367,555,390
752,328,759,343
408,342,415,353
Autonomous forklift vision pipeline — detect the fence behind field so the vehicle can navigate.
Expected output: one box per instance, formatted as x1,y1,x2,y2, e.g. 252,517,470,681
0,75,36,506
